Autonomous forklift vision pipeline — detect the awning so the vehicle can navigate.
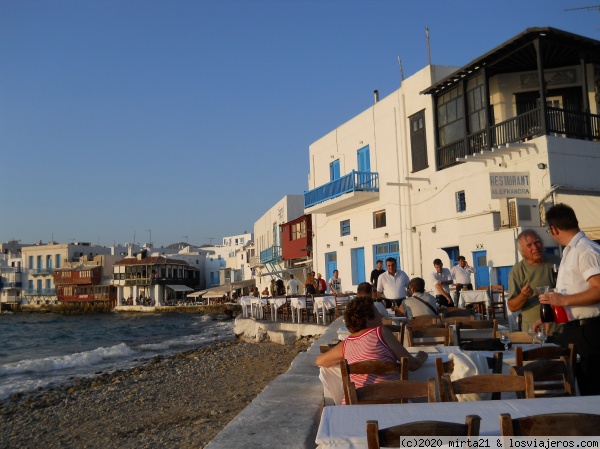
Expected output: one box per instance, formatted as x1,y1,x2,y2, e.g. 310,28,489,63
166,285,193,292
230,279,256,288
203,286,231,298
186,290,207,298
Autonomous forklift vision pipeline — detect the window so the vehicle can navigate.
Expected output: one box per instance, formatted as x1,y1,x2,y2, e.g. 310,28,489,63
340,219,351,236
456,191,466,212
55,254,61,268
409,110,428,172
291,221,306,240
373,210,386,229
437,85,464,147
466,74,486,133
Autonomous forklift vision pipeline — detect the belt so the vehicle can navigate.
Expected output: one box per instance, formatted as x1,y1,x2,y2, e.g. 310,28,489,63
565,315,600,327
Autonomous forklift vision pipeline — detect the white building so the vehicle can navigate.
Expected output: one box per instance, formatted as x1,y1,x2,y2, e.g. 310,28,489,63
18,241,112,305
305,27,600,293
251,195,306,293
202,232,254,290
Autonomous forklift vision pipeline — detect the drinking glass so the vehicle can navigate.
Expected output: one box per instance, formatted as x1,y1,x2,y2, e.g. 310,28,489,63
536,326,547,347
500,331,511,351
536,286,549,296
527,324,536,344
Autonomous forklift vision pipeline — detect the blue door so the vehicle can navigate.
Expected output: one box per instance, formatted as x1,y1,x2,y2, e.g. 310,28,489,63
473,250,489,288
330,159,340,181
325,252,337,291
373,241,400,269
357,146,370,172
351,247,366,285
496,266,511,291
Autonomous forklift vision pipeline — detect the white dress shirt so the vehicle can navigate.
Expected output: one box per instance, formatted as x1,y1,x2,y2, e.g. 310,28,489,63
430,268,452,296
556,231,600,320
450,264,475,284
377,270,410,299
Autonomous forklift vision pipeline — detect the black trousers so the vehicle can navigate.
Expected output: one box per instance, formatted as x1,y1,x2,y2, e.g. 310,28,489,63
454,283,473,303
436,295,453,307
555,316,600,396
382,298,404,308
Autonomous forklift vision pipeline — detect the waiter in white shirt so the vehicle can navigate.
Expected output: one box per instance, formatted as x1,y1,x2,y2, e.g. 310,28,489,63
376,257,410,309
539,203,600,396
450,255,476,304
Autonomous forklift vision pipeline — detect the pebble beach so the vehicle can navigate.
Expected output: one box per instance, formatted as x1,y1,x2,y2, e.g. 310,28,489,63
0,339,311,449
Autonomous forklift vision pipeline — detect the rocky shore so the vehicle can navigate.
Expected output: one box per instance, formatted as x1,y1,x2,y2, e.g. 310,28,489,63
0,339,311,449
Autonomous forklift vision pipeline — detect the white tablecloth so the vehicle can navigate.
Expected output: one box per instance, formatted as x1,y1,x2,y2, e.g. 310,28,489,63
319,344,541,406
270,297,287,321
314,296,336,324
458,290,491,308
315,396,600,449
238,296,253,317
250,297,267,319
290,297,307,323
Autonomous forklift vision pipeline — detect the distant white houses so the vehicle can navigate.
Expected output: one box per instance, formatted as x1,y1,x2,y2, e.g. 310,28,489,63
304,27,600,293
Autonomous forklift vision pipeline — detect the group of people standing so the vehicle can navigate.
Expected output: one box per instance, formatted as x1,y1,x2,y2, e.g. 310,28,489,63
317,203,600,399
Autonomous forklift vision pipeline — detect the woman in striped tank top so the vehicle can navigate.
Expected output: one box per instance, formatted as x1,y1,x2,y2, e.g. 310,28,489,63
316,296,428,399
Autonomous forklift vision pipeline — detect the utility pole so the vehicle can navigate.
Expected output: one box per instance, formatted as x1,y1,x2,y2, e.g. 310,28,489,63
425,27,431,65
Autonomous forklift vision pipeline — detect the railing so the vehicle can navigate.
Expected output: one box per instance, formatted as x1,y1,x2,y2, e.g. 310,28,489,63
438,107,600,169
304,170,379,208
2,282,22,288
29,268,54,276
23,288,56,295
260,246,281,264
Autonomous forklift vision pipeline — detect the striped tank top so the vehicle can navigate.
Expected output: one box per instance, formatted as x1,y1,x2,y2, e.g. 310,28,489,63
342,326,398,396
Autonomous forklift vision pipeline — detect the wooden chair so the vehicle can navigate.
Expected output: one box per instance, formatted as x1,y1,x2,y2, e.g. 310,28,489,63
510,356,575,398
366,415,481,448
488,285,507,320
348,377,437,404
442,371,535,401
300,296,313,323
440,307,475,318
280,297,292,321
472,286,490,317
340,358,408,405
435,352,504,401
406,324,451,347
441,315,475,326
500,412,600,436
383,323,404,345
408,315,441,326
514,343,576,367
455,319,498,346
335,295,350,318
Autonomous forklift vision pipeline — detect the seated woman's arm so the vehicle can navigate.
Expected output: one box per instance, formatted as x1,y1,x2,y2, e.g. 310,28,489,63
380,326,428,371
315,343,344,368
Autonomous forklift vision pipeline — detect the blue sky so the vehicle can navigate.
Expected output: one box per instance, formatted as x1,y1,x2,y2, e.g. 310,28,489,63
2,0,598,248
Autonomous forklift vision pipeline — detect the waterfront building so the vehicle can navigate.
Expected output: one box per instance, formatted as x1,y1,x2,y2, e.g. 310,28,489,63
305,27,600,292
112,253,199,306
19,241,112,305
250,195,307,293
202,233,254,291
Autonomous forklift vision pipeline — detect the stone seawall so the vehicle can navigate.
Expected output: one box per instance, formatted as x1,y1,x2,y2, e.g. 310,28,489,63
206,317,342,449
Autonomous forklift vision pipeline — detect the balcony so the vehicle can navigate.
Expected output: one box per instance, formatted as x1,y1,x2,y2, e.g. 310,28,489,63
260,246,281,264
304,170,379,214
24,288,56,296
438,107,600,169
29,268,54,276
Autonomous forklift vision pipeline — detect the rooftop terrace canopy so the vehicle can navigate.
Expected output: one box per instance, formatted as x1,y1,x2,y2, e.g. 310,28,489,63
421,27,600,96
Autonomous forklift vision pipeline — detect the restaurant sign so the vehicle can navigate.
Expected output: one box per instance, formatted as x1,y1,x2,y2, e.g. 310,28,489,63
489,172,531,199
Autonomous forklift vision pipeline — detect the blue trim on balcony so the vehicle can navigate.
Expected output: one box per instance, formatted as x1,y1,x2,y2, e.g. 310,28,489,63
304,170,379,208
260,246,281,264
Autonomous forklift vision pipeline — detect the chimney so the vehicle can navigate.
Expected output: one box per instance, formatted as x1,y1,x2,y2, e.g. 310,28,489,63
374,90,379,103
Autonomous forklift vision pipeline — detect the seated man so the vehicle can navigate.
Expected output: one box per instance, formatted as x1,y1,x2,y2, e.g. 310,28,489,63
357,281,391,318
429,258,454,307
402,277,439,319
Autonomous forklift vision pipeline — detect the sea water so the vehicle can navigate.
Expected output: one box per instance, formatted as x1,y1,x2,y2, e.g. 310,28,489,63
0,312,234,399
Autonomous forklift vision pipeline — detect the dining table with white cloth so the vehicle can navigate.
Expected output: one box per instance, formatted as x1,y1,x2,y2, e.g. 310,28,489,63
269,297,287,321
458,290,491,308
290,297,307,323
319,344,545,406
238,296,253,317
315,395,600,449
314,296,337,324
250,297,268,319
